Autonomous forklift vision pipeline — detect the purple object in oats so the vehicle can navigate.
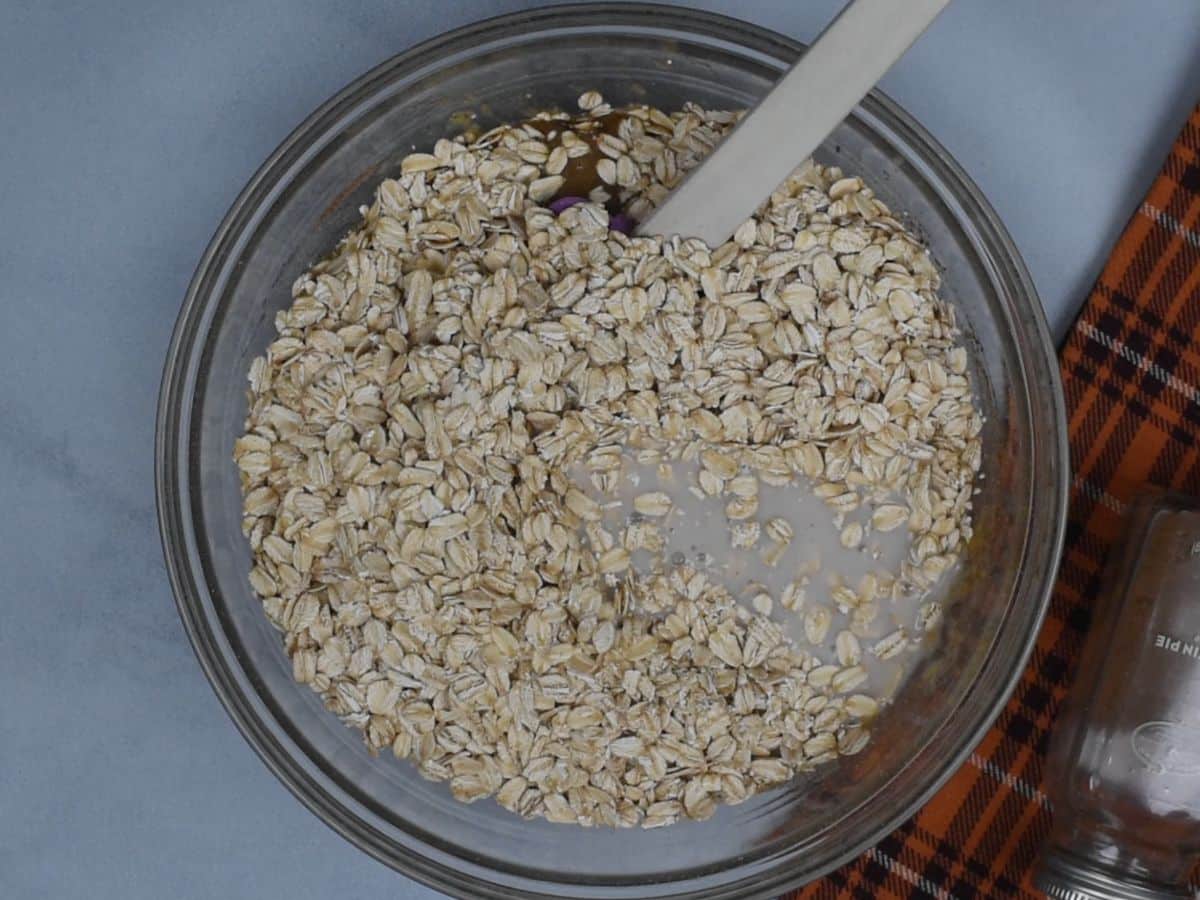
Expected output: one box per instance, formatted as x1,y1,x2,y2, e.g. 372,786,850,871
549,194,636,234
549,195,587,214
609,213,636,234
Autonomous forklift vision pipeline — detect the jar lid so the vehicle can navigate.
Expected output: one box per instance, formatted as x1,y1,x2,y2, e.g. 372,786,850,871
1035,848,1194,900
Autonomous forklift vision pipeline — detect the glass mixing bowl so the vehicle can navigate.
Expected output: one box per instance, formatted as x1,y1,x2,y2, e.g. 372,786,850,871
156,4,1069,897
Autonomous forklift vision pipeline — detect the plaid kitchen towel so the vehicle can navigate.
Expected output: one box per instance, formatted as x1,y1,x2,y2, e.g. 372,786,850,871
792,103,1200,900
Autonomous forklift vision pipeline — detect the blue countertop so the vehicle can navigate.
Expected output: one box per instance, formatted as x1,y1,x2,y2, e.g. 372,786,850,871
3,1,1198,897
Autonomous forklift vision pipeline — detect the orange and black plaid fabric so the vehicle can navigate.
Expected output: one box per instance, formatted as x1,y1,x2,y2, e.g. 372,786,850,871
792,104,1200,900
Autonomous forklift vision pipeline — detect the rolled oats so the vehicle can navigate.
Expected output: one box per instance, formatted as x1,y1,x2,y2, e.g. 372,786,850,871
235,91,982,830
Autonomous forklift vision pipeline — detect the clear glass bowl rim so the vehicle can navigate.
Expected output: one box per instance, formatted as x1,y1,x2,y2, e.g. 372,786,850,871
156,4,1069,898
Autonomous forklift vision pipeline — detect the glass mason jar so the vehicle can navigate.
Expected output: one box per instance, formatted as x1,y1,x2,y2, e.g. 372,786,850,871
1036,493,1200,899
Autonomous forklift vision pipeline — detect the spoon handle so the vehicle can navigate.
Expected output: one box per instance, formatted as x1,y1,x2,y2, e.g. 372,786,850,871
638,0,952,247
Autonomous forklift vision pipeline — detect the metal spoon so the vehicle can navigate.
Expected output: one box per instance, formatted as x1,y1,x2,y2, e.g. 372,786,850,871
638,0,952,246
